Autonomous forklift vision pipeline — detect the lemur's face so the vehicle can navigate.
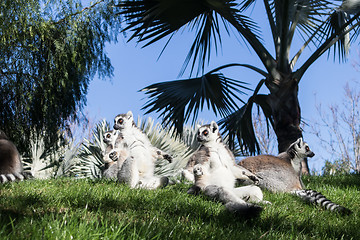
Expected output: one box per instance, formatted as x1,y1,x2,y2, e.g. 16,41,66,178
291,138,315,158
114,111,133,130
103,130,117,145
197,121,220,143
302,143,315,158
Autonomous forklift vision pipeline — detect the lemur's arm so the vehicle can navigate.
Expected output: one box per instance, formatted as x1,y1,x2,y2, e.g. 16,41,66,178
231,165,260,184
152,147,173,163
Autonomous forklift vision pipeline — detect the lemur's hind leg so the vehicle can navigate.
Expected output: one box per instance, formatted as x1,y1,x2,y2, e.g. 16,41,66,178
138,176,169,190
203,185,262,216
203,185,248,205
118,156,139,188
233,185,271,204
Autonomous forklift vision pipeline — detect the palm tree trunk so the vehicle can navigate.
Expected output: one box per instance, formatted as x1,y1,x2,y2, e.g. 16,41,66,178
267,79,310,174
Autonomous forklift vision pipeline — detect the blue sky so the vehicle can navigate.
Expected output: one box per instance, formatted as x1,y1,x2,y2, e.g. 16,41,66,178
83,2,360,173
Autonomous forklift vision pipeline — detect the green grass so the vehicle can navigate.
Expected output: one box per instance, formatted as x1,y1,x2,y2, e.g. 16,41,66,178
0,175,359,239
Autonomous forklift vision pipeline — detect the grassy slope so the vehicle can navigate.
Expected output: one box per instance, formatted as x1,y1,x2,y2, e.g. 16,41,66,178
0,175,359,240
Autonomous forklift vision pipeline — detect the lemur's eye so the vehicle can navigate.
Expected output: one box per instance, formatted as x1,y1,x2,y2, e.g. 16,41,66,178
305,146,310,151
203,130,209,136
118,119,124,124
106,134,111,138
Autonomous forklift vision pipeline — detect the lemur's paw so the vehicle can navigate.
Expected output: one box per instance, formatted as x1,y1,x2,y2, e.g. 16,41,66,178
163,154,173,163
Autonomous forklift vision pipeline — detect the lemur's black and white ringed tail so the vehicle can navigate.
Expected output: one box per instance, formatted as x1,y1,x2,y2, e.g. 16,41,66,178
292,189,352,215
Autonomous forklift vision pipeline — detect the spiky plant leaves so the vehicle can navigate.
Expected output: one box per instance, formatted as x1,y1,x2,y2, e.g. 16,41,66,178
73,119,110,179
22,132,51,179
137,117,198,177
22,130,80,179
55,141,82,177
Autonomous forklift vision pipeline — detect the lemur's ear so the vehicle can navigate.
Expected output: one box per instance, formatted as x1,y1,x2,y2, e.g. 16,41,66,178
292,138,303,152
126,111,133,119
296,138,303,148
210,121,218,133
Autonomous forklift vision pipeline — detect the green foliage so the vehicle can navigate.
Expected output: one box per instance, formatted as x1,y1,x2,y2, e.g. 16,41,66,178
0,175,359,239
0,0,121,153
322,159,352,175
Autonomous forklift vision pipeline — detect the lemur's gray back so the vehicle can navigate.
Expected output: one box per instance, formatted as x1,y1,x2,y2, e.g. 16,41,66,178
238,138,313,192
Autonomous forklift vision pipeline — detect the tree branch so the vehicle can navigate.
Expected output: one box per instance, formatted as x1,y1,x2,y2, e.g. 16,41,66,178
54,0,105,25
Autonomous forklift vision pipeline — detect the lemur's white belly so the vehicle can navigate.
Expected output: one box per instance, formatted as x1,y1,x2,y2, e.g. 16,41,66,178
208,149,236,189
209,167,236,189
208,147,233,168
129,145,154,177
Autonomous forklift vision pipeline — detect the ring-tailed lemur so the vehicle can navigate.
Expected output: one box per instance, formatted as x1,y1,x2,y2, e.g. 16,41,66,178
182,123,258,184
0,130,31,183
102,148,129,179
239,138,352,215
101,129,129,179
102,129,127,164
185,121,264,216
113,111,171,189
103,129,121,148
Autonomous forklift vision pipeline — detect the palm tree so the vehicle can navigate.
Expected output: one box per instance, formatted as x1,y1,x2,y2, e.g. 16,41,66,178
116,0,360,173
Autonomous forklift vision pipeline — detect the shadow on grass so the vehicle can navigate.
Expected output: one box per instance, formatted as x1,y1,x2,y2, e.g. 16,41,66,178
0,178,359,239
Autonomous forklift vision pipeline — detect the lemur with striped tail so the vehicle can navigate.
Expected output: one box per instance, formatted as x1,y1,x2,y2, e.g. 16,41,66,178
239,138,352,215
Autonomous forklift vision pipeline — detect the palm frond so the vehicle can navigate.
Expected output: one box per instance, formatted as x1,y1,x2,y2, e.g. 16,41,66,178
323,6,360,62
290,1,333,31
238,0,256,12
179,11,226,75
118,0,262,75
218,99,258,155
218,79,273,155
141,68,251,135
326,10,351,61
295,8,360,80
265,0,334,70
271,0,333,40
